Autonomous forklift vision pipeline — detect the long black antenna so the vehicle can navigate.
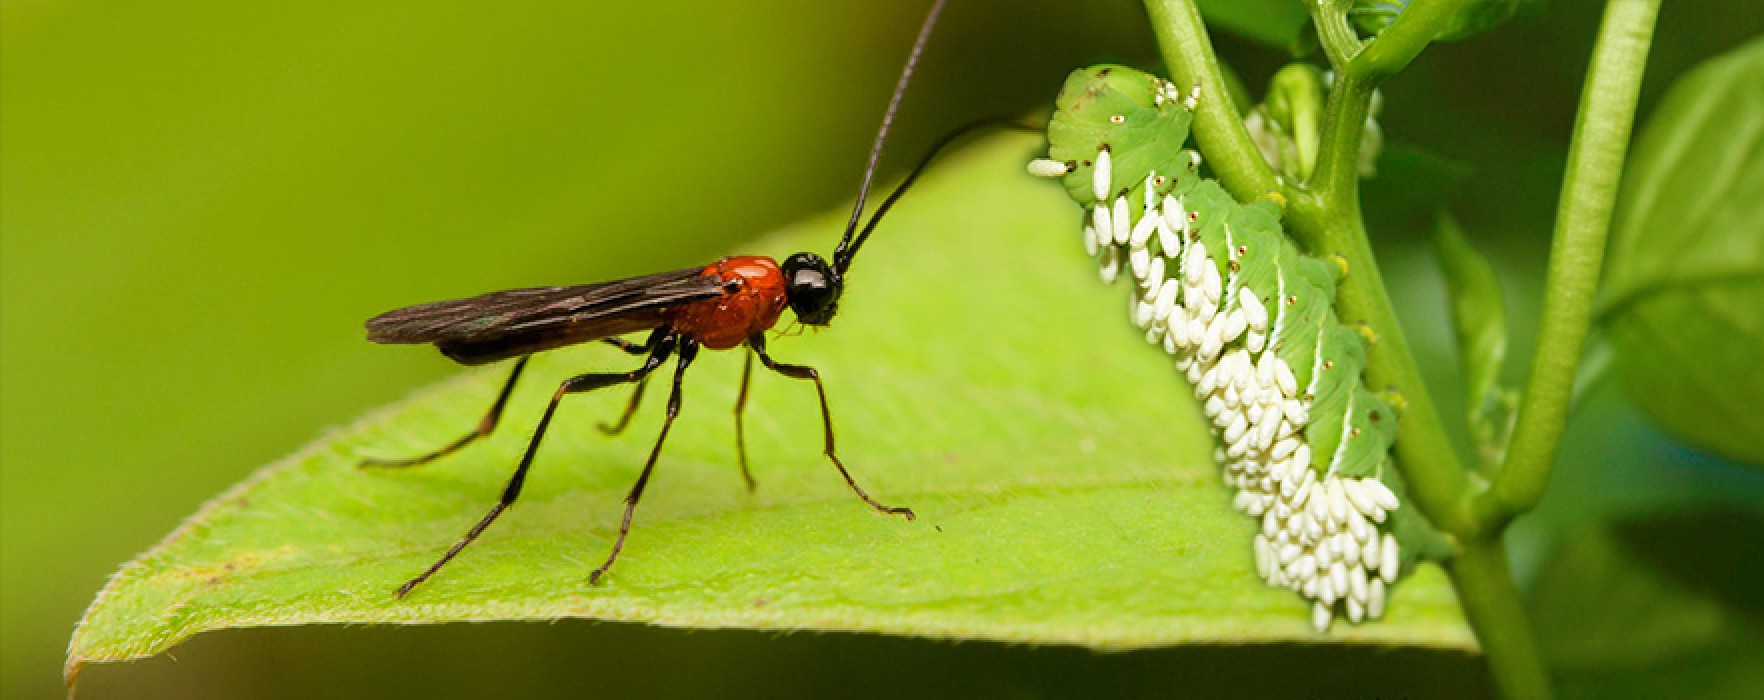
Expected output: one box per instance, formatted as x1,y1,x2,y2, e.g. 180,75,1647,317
839,117,1035,273
830,0,947,275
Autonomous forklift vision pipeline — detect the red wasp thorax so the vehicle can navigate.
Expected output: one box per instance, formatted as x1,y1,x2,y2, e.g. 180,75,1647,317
670,255,788,350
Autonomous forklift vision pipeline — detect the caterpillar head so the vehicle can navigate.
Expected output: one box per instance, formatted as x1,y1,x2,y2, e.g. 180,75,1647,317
1048,65,1197,207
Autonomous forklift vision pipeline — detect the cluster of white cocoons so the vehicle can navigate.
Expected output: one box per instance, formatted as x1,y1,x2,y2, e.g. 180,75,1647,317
1049,146,1404,633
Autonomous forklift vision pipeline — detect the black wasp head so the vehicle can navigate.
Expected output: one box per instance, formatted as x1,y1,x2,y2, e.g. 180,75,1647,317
781,252,841,326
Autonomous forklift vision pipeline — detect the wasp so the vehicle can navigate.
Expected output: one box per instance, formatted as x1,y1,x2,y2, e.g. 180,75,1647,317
362,0,970,597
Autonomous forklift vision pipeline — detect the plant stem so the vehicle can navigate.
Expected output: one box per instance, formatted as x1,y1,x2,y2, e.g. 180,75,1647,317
1142,2,1588,696
1148,0,1478,535
1349,0,1477,78
1304,33,1481,537
1476,0,1661,530
1296,233,1477,536
1310,0,1364,69
1293,106,1477,537
1142,0,1282,203
1450,538,1552,700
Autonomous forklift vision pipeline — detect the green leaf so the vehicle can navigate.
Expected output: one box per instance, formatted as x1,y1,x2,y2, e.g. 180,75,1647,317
1256,64,1330,181
1528,514,1764,698
1351,0,1526,42
1518,388,1764,696
1600,38,1764,466
66,135,1472,680
1245,65,1388,183
1434,212,1515,470
1361,142,1474,237
1195,0,1312,52
1614,508,1764,622
1529,523,1727,670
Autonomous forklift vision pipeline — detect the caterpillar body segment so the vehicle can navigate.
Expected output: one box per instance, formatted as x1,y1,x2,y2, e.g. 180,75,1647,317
1032,65,1407,631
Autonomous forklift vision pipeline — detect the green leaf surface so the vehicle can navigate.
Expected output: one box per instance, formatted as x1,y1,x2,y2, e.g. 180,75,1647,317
1195,0,1312,52
1529,523,1727,670
1514,386,1764,697
1601,38,1764,466
67,136,1472,680
1257,64,1330,181
1351,0,1525,42
1363,142,1473,225
1528,515,1764,698
1434,212,1515,470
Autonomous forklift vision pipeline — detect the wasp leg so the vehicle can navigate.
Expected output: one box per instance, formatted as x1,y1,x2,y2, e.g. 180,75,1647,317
731,348,759,492
396,332,678,598
361,355,532,469
590,338,701,585
598,335,660,435
597,377,651,435
603,337,649,355
748,335,914,521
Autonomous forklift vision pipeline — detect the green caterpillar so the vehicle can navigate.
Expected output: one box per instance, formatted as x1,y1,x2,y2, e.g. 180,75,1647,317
1030,66,1406,631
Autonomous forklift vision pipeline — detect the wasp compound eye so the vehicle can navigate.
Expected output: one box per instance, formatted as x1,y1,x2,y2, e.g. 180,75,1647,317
781,252,840,326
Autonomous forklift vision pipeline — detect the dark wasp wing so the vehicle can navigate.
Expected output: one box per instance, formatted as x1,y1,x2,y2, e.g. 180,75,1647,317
365,266,727,365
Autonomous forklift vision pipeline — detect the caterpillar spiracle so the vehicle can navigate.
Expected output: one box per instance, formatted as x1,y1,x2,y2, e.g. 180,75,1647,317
1029,66,1411,632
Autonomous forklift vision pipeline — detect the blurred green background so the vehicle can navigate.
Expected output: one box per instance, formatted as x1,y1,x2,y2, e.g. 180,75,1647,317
3,1,1760,697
